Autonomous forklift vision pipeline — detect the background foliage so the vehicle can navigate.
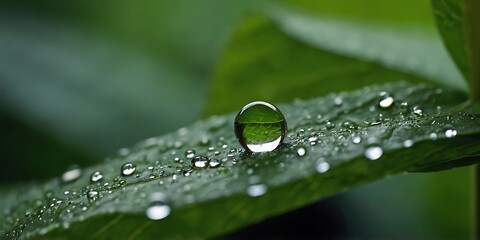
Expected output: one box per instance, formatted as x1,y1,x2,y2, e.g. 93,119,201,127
0,0,477,238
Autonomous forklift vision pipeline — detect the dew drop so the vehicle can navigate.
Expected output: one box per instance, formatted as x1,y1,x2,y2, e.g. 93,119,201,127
378,92,395,108
429,133,438,140
334,96,343,106
209,158,221,168
234,101,287,153
191,156,209,169
121,163,136,176
247,184,267,197
90,171,104,182
403,139,414,148
316,160,330,173
296,147,306,157
146,201,171,220
364,144,383,160
61,168,82,183
352,135,362,144
325,121,335,129
444,126,457,138
413,106,423,116
87,191,99,201
185,149,195,159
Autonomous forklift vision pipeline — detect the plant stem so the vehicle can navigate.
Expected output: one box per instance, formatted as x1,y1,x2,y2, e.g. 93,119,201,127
465,0,480,239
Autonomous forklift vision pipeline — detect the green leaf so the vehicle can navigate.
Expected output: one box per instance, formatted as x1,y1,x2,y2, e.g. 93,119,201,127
431,0,470,82
205,12,465,115
2,82,480,239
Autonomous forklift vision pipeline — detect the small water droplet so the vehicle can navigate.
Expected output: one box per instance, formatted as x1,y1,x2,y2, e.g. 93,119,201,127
413,106,423,116
209,158,221,168
429,133,438,140
247,184,267,197
61,168,82,183
192,156,209,169
378,92,395,108
296,147,306,157
352,135,362,144
87,191,98,201
146,202,171,220
334,96,343,106
326,121,335,129
364,144,383,160
121,163,136,176
316,160,330,173
444,126,457,138
90,171,104,182
403,139,414,148
234,101,287,153
185,149,195,159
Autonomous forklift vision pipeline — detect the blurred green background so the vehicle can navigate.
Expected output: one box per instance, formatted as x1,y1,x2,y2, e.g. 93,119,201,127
0,0,472,238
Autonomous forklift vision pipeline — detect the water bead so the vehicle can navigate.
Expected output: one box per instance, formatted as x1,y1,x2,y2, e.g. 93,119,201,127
234,101,287,153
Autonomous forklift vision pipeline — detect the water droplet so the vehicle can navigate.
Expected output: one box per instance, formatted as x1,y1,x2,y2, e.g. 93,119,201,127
296,147,306,157
413,106,423,116
378,92,395,108
185,149,195,159
403,139,414,148
87,191,98,201
247,184,267,197
334,96,343,106
444,126,457,138
234,101,287,153
146,202,171,220
121,163,136,176
61,167,82,183
364,144,383,160
183,169,193,177
90,171,104,182
352,135,362,144
429,133,438,140
209,158,221,168
325,121,335,129
316,160,330,173
191,156,209,169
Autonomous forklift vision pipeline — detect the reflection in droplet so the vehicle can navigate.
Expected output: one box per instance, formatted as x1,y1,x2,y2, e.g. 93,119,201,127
247,184,267,197
364,144,383,160
352,135,362,144
61,168,82,183
90,171,104,182
121,163,137,176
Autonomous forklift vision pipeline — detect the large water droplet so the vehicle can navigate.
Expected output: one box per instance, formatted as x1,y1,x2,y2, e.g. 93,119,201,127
234,101,287,153
364,144,383,160
61,167,82,183
378,92,395,108
192,156,209,169
247,184,267,197
121,163,136,176
90,171,104,182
